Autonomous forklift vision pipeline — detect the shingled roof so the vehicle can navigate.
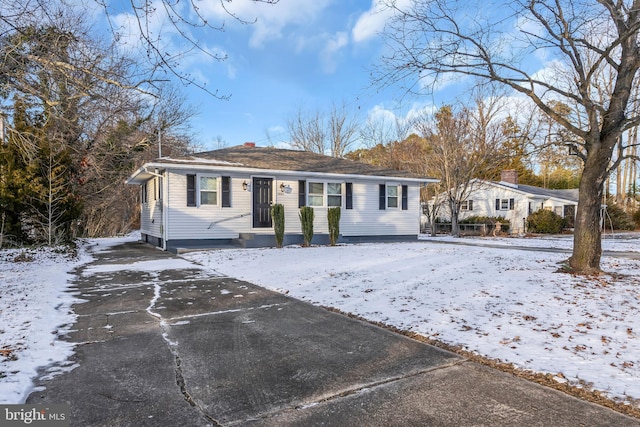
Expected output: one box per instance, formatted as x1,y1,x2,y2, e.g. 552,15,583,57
155,144,433,180
493,181,579,202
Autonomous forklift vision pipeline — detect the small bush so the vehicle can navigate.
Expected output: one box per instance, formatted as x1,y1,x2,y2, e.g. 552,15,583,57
327,207,341,246
633,209,640,229
526,209,566,234
299,206,314,247
271,204,285,248
604,201,635,230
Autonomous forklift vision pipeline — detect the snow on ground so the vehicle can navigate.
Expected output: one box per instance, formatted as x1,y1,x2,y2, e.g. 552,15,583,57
0,235,150,404
1,232,638,408
0,244,90,403
184,234,640,408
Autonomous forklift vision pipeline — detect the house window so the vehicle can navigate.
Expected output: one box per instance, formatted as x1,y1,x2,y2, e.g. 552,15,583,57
306,182,343,207
387,185,399,208
199,176,218,205
496,198,515,211
186,175,196,207
461,200,474,211
379,184,405,209
327,183,342,207
308,182,324,206
141,182,148,204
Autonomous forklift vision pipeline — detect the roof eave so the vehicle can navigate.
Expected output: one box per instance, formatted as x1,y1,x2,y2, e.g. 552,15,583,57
125,161,438,184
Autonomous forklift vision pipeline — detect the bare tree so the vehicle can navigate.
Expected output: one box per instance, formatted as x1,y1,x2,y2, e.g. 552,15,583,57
379,0,640,274
328,104,360,157
287,107,326,154
417,96,508,237
1,0,279,99
287,104,360,157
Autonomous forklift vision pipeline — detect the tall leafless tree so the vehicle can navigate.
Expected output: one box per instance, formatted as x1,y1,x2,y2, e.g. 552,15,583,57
379,0,640,274
417,95,508,237
287,104,360,157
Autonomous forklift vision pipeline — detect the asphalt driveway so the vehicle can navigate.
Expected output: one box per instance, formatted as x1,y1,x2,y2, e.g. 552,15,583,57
26,241,639,426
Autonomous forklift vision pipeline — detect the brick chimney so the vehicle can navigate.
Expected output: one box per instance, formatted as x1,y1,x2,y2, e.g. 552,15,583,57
243,142,256,147
501,169,518,185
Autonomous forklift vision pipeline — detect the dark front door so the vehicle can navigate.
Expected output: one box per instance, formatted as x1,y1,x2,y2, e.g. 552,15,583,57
253,177,273,228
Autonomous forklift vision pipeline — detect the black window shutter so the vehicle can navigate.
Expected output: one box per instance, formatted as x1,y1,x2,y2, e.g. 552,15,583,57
187,175,196,207
379,184,386,210
509,198,515,210
345,182,353,210
298,180,306,208
401,185,408,210
469,200,473,211
222,176,231,207
495,198,500,211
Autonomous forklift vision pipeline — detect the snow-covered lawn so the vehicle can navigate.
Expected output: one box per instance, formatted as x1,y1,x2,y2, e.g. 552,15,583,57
0,245,89,403
0,237,125,403
184,234,640,408
1,232,638,410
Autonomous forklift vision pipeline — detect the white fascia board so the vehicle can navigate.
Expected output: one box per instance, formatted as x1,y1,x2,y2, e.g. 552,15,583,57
128,161,438,185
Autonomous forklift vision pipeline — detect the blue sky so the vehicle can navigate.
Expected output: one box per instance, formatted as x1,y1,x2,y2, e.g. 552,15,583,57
111,0,433,151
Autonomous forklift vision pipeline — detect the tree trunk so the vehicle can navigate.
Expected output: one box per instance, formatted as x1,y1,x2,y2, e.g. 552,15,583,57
450,200,460,238
569,140,609,274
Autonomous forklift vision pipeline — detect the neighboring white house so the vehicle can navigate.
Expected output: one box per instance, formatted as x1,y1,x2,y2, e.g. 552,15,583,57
126,143,438,252
433,170,579,234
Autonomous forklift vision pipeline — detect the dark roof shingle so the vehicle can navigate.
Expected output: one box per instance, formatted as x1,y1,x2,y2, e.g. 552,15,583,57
161,145,433,180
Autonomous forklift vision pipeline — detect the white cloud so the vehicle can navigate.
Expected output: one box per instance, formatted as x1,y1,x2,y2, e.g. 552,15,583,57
198,0,333,48
320,32,349,73
352,0,411,44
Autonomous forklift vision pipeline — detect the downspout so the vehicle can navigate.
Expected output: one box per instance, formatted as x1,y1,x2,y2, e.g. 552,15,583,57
143,167,167,251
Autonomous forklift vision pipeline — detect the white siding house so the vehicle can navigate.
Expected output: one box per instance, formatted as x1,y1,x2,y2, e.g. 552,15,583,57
435,170,579,234
127,144,437,252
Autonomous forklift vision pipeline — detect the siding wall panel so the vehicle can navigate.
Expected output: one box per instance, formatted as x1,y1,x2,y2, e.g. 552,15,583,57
158,170,421,241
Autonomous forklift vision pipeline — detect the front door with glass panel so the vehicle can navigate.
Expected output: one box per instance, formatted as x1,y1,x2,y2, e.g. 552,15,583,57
252,177,273,228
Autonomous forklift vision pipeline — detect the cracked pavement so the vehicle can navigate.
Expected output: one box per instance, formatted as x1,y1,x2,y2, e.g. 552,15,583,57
26,241,640,426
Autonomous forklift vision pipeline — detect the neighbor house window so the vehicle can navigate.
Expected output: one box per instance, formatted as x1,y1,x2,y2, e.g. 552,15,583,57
199,176,218,205
461,200,473,211
496,198,515,211
308,182,324,206
327,183,342,207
